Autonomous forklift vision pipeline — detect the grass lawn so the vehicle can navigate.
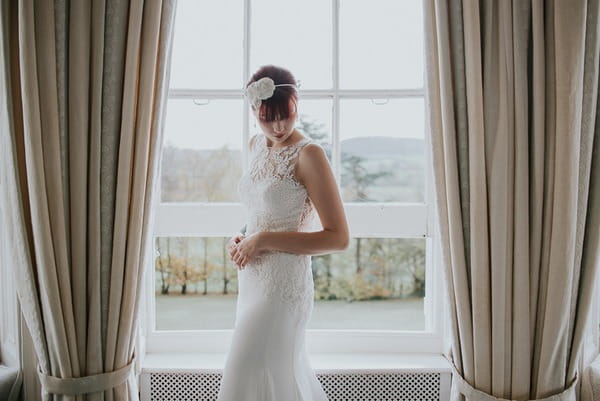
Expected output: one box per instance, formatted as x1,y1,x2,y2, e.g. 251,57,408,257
155,293,424,330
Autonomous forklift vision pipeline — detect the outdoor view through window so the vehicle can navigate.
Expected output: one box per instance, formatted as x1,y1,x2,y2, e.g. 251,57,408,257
154,0,426,331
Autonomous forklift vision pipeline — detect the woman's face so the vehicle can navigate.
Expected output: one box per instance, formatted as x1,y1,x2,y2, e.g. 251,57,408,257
252,98,298,145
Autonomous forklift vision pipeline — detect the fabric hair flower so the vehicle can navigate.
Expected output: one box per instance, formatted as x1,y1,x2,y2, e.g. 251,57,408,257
244,77,298,109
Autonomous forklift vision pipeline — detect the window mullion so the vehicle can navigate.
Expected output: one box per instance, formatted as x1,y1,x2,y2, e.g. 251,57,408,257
242,0,251,171
332,0,340,185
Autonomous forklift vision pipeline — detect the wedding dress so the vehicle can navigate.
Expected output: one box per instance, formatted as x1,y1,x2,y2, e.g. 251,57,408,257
216,133,329,401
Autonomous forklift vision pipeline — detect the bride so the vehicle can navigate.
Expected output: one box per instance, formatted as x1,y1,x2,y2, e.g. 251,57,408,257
215,64,350,401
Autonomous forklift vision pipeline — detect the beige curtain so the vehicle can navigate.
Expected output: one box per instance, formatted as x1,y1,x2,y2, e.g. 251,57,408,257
0,0,176,400
424,1,600,400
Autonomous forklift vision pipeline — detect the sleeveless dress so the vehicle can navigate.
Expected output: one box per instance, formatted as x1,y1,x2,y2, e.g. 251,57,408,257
216,133,329,401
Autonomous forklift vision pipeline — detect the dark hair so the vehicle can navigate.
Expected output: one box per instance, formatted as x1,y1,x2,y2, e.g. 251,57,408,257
246,64,299,122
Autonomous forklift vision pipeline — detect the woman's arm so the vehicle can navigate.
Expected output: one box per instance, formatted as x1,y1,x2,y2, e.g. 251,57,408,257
258,143,350,255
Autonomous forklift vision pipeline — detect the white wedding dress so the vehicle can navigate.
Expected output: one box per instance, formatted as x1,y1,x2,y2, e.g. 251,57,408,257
216,133,329,401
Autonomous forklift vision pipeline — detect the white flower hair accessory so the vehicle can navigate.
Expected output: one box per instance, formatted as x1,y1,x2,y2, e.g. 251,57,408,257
244,77,300,109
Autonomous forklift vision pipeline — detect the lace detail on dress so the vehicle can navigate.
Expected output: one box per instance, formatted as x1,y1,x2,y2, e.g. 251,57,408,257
248,253,314,316
237,133,317,315
249,134,311,187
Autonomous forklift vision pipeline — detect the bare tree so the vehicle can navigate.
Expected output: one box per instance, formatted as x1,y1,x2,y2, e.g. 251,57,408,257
156,237,171,295
202,237,208,295
222,237,231,294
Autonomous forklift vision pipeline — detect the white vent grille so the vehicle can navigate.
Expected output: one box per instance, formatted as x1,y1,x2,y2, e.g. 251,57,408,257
142,371,447,401
318,372,441,401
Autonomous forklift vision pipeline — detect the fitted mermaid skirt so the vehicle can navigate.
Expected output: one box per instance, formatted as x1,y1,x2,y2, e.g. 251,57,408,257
216,252,329,401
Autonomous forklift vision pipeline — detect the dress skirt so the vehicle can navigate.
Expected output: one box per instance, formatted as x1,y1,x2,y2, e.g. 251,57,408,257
216,252,329,401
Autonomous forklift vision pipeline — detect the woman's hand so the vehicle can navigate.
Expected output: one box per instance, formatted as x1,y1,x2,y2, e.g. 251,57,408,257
230,232,265,269
227,234,245,268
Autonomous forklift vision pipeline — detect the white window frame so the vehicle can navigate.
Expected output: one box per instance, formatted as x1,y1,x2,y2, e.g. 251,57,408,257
142,0,446,355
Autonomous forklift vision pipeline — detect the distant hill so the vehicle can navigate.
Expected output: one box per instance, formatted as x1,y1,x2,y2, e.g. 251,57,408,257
163,136,424,159
340,136,424,158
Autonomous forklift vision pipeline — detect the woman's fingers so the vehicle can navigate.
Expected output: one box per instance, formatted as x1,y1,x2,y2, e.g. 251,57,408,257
228,242,240,268
234,250,243,266
227,239,237,253
230,241,240,257
228,237,249,269
236,253,247,269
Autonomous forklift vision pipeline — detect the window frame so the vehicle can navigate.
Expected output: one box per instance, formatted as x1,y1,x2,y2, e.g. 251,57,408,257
142,0,446,355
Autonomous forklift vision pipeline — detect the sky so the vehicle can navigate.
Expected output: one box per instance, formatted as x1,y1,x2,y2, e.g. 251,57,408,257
164,0,425,150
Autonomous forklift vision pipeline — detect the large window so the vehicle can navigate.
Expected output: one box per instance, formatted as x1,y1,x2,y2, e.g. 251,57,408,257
145,0,443,354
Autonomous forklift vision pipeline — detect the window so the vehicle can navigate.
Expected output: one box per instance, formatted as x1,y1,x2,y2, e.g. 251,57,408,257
144,0,444,354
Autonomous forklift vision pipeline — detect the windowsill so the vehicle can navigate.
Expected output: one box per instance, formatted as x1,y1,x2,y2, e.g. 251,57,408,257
141,352,452,374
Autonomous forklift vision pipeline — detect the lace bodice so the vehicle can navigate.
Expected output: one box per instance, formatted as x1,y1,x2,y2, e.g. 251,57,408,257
237,133,317,236
236,133,318,312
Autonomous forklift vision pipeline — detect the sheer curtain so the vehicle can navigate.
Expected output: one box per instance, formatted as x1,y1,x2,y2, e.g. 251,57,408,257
424,1,600,400
0,0,177,399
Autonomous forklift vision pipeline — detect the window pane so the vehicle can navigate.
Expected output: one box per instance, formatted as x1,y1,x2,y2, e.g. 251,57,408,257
292,99,333,161
250,0,332,89
340,0,424,89
340,98,425,202
161,99,243,202
170,0,244,89
312,237,425,330
154,236,238,330
155,236,425,331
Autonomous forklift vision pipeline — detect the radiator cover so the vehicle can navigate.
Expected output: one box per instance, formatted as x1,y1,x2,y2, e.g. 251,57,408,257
140,370,451,401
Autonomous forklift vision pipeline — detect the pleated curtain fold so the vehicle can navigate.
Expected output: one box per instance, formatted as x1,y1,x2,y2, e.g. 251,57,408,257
0,0,177,400
424,1,600,400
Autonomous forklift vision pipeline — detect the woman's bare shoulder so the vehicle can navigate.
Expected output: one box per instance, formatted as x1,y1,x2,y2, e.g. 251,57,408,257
296,142,329,185
298,142,326,159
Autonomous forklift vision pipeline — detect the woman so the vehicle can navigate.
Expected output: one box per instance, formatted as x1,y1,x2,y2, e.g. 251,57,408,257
216,64,349,401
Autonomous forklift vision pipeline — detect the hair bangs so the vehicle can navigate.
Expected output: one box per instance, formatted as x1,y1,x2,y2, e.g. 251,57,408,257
259,94,296,122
